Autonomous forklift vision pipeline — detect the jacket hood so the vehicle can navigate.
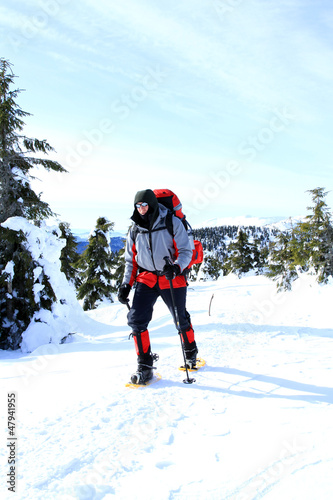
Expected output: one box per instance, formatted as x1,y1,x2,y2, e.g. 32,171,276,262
131,189,160,229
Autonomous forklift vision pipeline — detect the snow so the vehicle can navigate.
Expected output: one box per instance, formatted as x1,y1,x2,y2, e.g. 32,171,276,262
4,260,14,280
1,273,333,499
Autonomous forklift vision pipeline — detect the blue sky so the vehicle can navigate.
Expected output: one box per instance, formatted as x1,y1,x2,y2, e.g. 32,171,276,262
1,0,333,232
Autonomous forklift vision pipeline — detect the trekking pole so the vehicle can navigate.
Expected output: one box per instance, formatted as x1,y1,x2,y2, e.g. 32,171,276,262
163,256,195,384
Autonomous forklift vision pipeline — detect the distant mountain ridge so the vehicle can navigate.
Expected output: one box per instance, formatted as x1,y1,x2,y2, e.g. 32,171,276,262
74,234,126,254
194,215,305,230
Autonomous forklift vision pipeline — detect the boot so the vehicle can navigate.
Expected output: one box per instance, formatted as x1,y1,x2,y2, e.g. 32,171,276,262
130,352,157,384
181,327,198,369
130,364,154,384
184,346,198,369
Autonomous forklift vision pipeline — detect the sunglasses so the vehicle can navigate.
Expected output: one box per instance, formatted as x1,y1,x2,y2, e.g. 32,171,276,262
136,202,148,208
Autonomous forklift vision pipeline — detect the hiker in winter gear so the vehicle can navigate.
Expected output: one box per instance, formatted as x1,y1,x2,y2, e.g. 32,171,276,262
118,189,198,384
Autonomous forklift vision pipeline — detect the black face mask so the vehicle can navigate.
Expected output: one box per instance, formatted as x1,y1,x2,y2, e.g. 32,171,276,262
139,211,149,221
138,206,154,227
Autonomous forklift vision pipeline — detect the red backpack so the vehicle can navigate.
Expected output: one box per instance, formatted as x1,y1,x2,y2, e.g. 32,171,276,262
153,189,204,268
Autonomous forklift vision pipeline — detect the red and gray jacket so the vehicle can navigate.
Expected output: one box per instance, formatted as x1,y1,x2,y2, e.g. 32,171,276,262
123,204,192,289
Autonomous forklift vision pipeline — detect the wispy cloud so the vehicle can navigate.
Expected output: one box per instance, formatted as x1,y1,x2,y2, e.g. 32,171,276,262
65,0,333,117
5,0,332,116
2,0,333,229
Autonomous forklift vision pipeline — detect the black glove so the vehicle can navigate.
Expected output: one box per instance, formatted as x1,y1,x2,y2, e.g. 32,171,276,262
163,263,181,281
118,283,131,304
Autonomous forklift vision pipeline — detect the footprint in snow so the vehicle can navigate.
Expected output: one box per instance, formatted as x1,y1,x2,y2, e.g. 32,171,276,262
155,460,174,469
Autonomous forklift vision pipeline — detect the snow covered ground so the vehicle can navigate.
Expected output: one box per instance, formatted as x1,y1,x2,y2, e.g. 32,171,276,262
1,274,333,499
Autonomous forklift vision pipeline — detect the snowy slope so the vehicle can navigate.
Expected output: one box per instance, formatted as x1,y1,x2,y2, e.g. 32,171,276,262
1,274,333,499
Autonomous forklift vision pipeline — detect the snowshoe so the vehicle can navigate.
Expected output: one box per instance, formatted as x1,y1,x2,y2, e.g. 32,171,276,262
179,358,206,372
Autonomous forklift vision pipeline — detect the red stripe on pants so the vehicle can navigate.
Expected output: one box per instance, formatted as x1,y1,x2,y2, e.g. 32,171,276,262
133,330,151,355
181,327,195,345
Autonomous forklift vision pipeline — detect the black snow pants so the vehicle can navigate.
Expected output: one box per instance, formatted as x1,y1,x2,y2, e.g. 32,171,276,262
127,281,196,361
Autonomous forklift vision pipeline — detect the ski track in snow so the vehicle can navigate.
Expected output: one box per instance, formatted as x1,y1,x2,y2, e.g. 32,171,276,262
1,274,333,499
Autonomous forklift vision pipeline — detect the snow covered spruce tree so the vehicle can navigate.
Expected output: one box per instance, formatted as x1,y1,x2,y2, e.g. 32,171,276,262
267,188,333,289
223,228,254,277
200,254,223,280
252,236,269,274
59,222,80,287
266,228,299,291
76,217,117,310
0,59,73,350
0,225,39,348
294,187,333,283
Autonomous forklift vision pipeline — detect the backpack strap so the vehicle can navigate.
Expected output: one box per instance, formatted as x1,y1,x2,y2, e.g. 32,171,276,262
131,225,139,242
165,211,174,237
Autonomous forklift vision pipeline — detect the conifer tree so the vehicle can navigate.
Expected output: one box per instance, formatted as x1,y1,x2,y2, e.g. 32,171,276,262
77,217,116,310
0,58,66,223
323,224,333,279
201,254,223,280
266,188,333,289
224,228,254,277
188,262,202,281
0,59,67,349
112,246,126,290
266,229,299,290
0,226,36,349
59,222,80,287
293,187,333,283
252,237,268,274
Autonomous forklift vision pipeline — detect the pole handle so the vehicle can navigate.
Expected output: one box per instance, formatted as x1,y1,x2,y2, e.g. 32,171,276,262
163,255,171,265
